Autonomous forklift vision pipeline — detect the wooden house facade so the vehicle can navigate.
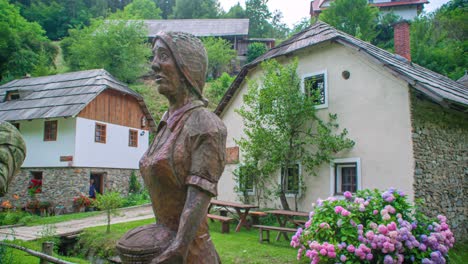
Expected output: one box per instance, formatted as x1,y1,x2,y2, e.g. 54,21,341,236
0,69,156,212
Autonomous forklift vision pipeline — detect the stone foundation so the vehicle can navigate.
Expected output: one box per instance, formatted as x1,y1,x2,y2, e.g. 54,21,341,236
411,94,467,242
1,167,142,213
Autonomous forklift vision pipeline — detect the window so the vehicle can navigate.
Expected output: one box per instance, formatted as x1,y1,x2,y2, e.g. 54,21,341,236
5,90,20,101
238,167,255,194
331,158,361,195
129,129,138,147
95,123,107,143
44,120,57,141
281,163,300,195
28,171,43,193
303,71,328,108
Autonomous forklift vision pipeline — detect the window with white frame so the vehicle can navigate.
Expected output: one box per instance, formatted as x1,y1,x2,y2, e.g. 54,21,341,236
330,158,361,195
303,71,328,108
281,163,300,195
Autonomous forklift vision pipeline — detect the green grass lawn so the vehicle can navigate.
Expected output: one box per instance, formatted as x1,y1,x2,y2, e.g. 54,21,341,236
24,211,102,226
3,218,467,263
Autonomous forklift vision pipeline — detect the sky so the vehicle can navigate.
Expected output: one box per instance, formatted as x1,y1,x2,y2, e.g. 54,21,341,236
218,0,452,28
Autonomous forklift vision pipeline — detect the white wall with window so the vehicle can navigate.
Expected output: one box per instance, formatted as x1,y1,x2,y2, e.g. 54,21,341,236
330,157,361,196
19,118,76,167
74,117,149,169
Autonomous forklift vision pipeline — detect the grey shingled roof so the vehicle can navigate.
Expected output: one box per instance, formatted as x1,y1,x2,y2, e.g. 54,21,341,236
143,19,249,37
215,21,468,115
0,69,156,131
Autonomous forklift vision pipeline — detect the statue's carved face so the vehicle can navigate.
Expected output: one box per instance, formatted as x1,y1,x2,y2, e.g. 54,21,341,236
151,39,185,97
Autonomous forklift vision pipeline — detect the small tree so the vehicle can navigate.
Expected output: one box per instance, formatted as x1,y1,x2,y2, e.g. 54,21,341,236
92,191,123,233
201,37,237,79
236,59,354,210
61,19,151,83
205,72,234,104
247,42,267,63
128,171,142,194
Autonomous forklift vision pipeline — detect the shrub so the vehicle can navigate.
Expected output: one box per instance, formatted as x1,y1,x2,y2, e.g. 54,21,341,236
291,189,455,264
92,191,123,233
122,189,150,207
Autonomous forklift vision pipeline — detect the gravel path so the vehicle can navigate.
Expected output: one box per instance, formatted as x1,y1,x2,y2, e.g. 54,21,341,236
0,204,154,241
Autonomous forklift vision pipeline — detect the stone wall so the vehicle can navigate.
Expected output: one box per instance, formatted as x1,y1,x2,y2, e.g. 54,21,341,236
2,167,142,213
411,94,467,242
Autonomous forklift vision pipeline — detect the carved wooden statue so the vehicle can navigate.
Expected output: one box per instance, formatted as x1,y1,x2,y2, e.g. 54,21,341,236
0,122,26,196
117,32,227,264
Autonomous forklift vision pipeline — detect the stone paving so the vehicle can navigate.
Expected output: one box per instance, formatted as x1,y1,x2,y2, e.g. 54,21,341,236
0,204,154,241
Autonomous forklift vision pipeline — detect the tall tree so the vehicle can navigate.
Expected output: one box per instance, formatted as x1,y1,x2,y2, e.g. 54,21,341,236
0,0,56,82
201,37,237,79
172,0,221,18
319,0,379,41
119,0,162,19
157,0,175,19
410,0,467,80
236,59,354,210
223,2,246,18
245,0,272,37
61,19,151,83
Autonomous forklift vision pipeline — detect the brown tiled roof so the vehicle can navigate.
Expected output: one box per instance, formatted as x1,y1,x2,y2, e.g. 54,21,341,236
215,21,467,115
143,19,249,37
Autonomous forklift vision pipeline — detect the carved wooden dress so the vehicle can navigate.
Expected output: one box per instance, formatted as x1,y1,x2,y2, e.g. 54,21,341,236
139,100,227,263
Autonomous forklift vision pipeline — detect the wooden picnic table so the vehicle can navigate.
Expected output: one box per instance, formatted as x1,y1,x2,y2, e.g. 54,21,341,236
264,209,309,241
209,199,258,232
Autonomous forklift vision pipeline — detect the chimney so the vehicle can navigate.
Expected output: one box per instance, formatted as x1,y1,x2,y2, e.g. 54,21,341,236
394,21,411,61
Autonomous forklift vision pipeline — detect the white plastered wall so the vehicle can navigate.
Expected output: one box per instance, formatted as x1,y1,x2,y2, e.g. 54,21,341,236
217,42,415,211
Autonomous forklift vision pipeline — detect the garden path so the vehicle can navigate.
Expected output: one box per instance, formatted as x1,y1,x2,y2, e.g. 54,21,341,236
0,204,154,241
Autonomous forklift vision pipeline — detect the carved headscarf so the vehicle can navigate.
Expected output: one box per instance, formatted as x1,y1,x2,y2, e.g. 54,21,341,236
153,31,208,105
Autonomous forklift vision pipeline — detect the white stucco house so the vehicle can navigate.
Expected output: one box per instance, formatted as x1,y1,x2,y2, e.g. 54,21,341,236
214,22,467,240
0,69,156,210
310,0,428,21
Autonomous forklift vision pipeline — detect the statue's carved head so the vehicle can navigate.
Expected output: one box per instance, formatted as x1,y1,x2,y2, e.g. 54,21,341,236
152,32,208,104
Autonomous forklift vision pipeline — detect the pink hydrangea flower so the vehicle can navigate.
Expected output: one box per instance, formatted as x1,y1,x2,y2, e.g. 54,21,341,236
343,191,352,199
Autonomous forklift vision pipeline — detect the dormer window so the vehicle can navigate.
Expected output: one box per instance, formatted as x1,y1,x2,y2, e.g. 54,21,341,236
5,90,20,101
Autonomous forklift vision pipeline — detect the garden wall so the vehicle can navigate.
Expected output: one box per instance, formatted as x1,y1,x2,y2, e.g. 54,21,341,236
411,94,467,242
2,167,142,213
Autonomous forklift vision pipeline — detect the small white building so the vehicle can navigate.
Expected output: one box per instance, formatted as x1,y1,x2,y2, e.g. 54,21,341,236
310,0,428,20
0,69,156,211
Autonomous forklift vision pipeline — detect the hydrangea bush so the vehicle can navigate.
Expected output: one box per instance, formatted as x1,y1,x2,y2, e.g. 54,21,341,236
291,189,454,264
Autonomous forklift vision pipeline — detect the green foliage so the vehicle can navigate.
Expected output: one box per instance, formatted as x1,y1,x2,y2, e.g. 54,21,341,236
122,190,150,207
373,13,400,51
92,191,123,233
112,0,162,19
236,59,354,210
319,0,379,41
245,0,273,38
0,0,56,82
128,170,142,194
247,42,267,63
410,1,467,80
202,37,237,79
172,0,221,18
0,211,31,225
222,2,246,18
205,72,234,103
62,19,151,83
130,81,168,121
157,0,176,19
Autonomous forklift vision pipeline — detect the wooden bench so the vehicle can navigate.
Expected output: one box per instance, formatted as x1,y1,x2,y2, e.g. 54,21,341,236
207,214,234,233
248,211,267,225
252,225,297,243
292,219,307,227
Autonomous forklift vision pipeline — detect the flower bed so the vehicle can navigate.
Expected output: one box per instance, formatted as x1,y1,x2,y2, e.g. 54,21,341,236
291,189,454,264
